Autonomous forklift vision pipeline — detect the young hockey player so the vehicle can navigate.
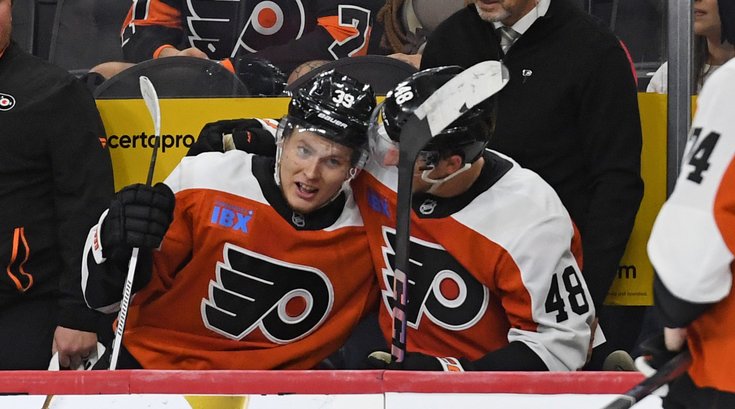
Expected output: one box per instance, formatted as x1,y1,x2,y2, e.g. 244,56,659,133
81,70,379,369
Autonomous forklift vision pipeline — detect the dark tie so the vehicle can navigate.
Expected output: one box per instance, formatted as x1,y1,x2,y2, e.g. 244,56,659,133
498,26,520,54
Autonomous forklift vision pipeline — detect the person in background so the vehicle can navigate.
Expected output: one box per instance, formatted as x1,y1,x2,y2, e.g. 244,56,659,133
0,0,114,369
377,0,465,68
420,0,644,369
648,0,734,93
81,70,379,370
118,0,388,79
646,2,735,407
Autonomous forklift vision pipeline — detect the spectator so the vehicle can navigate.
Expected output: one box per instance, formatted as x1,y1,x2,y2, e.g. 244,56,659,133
0,0,114,369
360,64,595,371
378,0,465,68
118,0,388,79
648,0,734,93
420,0,644,369
646,2,735,407
81,70,379,370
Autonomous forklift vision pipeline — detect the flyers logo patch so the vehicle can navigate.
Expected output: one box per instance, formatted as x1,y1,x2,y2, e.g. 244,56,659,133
0,93,16,111
202,243,334,344
237,0,305,54
380,227,488,331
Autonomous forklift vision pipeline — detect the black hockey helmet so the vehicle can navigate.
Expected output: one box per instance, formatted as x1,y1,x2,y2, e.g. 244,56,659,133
377,65,497,165
283,69,376,168
721,0,735,44
229,56,288,96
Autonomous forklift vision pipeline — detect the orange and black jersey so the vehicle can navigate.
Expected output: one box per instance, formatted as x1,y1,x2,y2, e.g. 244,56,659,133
121,0,387,74
353,150,594,371
82,152,377,369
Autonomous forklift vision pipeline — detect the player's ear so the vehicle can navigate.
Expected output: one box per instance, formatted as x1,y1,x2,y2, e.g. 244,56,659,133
443,154,465,174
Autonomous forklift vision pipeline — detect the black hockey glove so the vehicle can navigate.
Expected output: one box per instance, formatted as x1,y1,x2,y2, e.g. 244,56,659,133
367,351,468,371
187,118,277,157
101,183,175,263
637,332,686,371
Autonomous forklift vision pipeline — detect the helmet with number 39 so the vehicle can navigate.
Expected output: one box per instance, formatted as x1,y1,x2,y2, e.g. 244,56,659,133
279,69,376,170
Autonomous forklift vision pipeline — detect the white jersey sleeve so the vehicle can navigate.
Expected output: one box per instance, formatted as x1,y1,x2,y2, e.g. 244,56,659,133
647,59,735,303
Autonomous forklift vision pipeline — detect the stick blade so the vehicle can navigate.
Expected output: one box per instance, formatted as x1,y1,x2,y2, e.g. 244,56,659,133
139,75,161,134
414,60,509,137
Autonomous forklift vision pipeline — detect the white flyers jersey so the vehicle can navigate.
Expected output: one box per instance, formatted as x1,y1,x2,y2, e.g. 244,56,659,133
648,59,735,392
353,150,594,371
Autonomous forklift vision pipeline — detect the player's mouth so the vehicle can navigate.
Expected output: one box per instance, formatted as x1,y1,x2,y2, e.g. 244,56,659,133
295,182,318,200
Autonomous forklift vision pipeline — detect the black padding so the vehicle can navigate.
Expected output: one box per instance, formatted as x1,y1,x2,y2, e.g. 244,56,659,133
93,57,252,98
285,55,418,95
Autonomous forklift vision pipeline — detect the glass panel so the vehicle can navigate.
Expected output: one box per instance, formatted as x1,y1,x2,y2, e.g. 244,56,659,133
587,0,668,92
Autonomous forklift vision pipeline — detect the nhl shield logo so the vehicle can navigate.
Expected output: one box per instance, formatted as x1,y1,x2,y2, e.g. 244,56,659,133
0,93,15,111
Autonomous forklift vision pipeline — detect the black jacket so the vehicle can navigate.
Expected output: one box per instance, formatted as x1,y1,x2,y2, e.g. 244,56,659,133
421,0,644,306
0,41,114,331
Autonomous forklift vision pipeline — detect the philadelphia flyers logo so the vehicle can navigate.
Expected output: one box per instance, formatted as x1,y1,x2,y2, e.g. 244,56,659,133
0,93,16,111
179,1,305,58
202,243,334,344
379,227,488,331
235,0,305,55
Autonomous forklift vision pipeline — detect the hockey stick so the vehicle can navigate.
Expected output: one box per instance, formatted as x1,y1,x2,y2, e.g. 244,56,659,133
391,61,509,362
108,76,161,370
601,350,692,409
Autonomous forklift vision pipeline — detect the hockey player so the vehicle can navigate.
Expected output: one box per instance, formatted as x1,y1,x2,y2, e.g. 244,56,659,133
646,1,735,406
81,70,379,369
359,66,595,371
120,0,388,75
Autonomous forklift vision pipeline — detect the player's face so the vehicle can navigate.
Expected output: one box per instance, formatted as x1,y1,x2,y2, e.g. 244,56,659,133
473,0,537,25
694,0,722,38
278,130,354,214
382,146,441,193
0,0,11,55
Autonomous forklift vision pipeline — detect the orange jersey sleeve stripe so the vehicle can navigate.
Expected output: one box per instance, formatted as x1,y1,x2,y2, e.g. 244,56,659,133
317,16,359,42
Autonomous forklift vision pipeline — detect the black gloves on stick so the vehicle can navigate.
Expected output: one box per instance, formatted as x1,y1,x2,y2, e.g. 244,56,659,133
101,183,175,262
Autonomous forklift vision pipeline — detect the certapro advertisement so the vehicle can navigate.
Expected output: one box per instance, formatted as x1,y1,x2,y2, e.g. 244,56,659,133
96,95,669,306
96,97,290,190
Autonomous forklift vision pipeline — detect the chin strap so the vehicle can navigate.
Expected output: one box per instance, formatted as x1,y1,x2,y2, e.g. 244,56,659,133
420,163,471,195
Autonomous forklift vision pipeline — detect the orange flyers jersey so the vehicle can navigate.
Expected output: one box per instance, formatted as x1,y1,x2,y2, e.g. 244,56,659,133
648,60,735,392
86,152,377,369
352,151,594,371
120,0,386,72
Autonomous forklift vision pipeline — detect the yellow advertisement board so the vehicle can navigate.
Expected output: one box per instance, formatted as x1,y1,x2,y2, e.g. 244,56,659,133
96,97,290,189
97,94,670,306
604,93,668,306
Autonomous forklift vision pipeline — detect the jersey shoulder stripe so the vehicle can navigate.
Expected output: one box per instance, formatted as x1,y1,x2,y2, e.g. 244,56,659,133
166,151,267,205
